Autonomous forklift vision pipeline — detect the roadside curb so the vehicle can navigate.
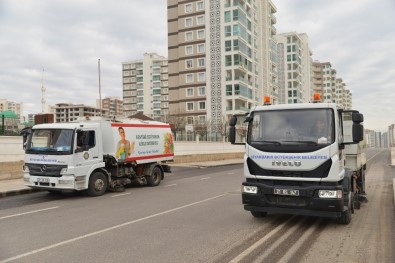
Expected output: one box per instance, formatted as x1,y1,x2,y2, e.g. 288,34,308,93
1,188,42,198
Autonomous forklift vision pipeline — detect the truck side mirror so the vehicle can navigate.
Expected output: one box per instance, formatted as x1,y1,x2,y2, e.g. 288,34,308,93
229,116,237,144
352,112,364,123
353,123,364,142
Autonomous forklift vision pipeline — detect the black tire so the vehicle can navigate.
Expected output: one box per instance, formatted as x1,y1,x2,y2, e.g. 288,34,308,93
250,211,267,218
147,166,162,187
337,175,352,225
86,171,108,196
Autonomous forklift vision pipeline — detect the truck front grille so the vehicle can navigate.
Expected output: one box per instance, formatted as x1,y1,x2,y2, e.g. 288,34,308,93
247,158,332,178
25,163,67,177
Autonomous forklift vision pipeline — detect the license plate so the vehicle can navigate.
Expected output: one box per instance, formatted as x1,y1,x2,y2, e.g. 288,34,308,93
274,188,299,196
37,177,50,183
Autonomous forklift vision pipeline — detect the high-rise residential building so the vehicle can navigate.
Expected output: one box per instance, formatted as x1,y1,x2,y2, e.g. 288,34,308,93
96,97,123,117
49,103,103,123
276,32,313,104
312,61,324,97
0,99,24,122
122,53,169,120
389,124,395,147
365,129,376,148
312,61,352,109
167,0,278,134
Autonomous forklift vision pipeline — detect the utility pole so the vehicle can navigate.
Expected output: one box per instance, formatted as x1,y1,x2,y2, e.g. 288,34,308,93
41,67,46,113
98,59,102,116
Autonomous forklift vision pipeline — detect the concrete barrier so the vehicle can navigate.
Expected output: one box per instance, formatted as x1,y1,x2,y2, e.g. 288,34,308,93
0,136,244,180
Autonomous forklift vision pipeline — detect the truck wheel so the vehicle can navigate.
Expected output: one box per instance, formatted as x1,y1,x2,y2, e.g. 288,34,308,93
337,192,353,225
250,211,267,218
87,172,108,196
147,166,162,187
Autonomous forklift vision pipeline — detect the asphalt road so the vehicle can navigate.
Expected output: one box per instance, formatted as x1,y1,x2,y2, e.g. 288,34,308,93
0,148,394,263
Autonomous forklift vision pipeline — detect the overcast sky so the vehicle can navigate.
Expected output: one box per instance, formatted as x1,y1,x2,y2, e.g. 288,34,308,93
1,0,394,132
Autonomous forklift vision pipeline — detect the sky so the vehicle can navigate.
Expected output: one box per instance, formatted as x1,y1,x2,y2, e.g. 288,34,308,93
0,0,394,132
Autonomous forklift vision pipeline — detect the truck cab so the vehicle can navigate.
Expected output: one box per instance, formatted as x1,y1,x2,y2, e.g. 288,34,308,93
229,100,364,224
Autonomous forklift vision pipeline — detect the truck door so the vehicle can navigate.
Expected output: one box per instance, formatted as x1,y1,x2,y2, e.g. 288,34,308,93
74,129,100,178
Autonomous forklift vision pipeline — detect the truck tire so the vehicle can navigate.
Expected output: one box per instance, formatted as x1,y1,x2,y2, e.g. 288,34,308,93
337,173,352,225
86,171,108,196
250,211,267,218
147,166,162,187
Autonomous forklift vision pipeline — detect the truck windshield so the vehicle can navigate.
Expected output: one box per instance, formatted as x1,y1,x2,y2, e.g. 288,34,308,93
25,129,74,155
248,109,334,149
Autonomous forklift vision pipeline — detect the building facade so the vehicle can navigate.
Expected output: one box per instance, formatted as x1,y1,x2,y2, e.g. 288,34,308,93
312,61,352,109
49,103,102,123
276,32,313,104
0,99,24,122
122,53,169,120
167,0,278,134
96,97,123,117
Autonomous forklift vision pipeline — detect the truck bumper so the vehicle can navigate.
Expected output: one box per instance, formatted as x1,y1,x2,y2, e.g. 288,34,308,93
242,181,345,218
24,173,87,191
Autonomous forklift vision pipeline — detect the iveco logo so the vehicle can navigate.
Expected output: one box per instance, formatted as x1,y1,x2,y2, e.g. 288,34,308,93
272,161,302,167
40,165,47,172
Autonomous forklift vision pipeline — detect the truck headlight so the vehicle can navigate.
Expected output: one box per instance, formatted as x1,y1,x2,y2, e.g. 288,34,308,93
60,168,68,174
23,165,29,173
318,190,342,199
242,185,258,194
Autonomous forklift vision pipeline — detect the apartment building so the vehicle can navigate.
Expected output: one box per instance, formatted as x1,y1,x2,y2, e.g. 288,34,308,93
389,124,395,147
96,97,123,117
276,32,313,104
312,61,352,109
122,53,169,120
365,129,376,148
49,103,102,123
167,0,278,133
0,99,23,122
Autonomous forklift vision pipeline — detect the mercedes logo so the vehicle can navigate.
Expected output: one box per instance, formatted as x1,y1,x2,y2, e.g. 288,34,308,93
40,165,47,173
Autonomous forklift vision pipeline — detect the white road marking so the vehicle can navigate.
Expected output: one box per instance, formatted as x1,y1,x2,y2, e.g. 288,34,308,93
0,206,59,220
367,150,382,162
111,193,131,198
227,172,235,175
164,184,177,187
199,177,210,180
1,194,227,263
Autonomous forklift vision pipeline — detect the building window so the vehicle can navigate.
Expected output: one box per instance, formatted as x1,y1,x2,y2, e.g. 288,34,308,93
186,88,194,97
197,29,205,39
185,17,193,27
225,40,231,51
185,31,193,41
185,45,193,55
225,26,231,37
186,102,194,111
198,115,206,123
186,73,193,83
198,58,205,67
197,44,205,53
196,1,204,11
197,72,205,82
196,15,204,25
225,11,231,22
187,116,194,125
198,86,206,96
198,101,206,110
186,59,193,69
185,3,192,13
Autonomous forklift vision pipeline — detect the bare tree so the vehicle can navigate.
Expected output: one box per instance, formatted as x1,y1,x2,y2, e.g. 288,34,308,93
160,110,186,141
193,118,212,141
